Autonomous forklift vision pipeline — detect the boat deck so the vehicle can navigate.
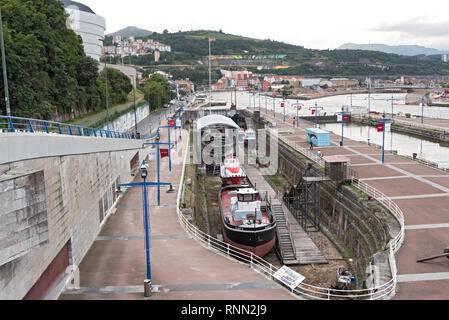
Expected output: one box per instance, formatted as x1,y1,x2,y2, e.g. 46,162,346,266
221,188,271,226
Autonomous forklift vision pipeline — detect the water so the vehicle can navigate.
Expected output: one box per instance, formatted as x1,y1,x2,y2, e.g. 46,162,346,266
319,122,449,169
209,91,449,168
211,91,449,119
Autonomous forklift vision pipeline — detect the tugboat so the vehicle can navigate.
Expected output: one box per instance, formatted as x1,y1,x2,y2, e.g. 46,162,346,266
219,184,277,257
220,156,246,186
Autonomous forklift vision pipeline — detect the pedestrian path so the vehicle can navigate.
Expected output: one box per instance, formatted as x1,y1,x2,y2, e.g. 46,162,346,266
250,106,449,300
60,127,296,300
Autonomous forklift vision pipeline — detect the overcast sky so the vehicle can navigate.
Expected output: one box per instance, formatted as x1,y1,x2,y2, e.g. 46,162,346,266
80,0,449,50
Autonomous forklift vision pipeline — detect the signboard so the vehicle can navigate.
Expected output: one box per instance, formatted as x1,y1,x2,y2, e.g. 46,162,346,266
385,123,391,132
311,109,316,115
343,114,349,122
160,148,169,159
297,106,302,111
169,120,175,127
281,103,285,108
176,119,182,127
377,123,384,132
273,266,305,290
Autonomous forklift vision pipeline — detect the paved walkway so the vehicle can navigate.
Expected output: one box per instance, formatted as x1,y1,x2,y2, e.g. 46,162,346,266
251,106,449,300
60,126,296,300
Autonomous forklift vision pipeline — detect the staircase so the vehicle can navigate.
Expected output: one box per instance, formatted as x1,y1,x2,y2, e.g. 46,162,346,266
271,203,298,265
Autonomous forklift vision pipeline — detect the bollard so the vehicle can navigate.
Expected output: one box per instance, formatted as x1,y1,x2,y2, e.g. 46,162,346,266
144,279,152,297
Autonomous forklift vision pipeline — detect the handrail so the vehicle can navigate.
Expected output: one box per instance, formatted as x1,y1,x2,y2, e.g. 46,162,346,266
0,115,152,140
176,129,402,300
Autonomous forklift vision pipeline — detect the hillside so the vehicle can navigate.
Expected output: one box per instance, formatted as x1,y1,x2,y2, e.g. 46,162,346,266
338,43,449,57
102,29,449,77
107,26,153,38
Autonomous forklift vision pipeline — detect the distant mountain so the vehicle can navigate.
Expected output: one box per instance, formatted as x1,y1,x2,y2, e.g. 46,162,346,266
107,26,153,39
337,43,449,56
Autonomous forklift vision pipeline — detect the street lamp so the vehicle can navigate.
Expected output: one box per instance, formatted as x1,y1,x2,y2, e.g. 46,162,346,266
132,75,138,138
421,96,426,125
336,106,351,146
309,103,323,128
116,160,174,297
0,8,10,116
295,102,304,129
387,95,399,121
374,113,393,164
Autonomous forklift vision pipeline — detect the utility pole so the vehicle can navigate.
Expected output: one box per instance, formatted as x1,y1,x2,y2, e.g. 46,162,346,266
387,95,399,120
133,75,138,137
104,63,110,132
0,8,11,116
208,38,215,110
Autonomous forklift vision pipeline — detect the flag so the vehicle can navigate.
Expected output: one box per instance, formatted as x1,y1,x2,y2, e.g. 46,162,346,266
160,148,169,158
343,114,349,122
385,123,391,132
312,110,316,115
169,120,175,127
281,103,284,108
297,106,302,110
377,123,384,132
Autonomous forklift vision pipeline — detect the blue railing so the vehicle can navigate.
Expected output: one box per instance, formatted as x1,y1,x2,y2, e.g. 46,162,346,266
0,115,149,140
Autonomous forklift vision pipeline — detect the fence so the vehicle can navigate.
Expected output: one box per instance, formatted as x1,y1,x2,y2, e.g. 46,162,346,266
0,115,156,140
175,130,402,300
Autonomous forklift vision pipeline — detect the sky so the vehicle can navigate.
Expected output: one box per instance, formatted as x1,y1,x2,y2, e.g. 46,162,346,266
80,0,449,51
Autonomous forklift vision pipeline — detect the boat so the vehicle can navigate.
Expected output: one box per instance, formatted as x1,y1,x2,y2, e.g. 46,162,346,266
219,184,277,257
220,156,246,186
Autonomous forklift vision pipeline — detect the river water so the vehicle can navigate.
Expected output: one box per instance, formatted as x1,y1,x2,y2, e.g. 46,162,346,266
211,91,449,119
210,91,449,169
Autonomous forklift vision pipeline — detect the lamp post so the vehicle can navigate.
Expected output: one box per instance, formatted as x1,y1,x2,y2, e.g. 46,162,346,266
258,91,261,113
374,113,393,164
159,124,181,170
208,37,215,110
281,99,286,123
265,94,268,114
273,96,276,118
0,8,10,116
421,96,425,125
296,102,304,129
336,106,351,146
116,160,174,297
387,95,399,120
132,75,138,137
309,103,323,128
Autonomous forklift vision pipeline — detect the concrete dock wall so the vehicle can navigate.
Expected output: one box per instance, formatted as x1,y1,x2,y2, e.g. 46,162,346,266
0,134,149,299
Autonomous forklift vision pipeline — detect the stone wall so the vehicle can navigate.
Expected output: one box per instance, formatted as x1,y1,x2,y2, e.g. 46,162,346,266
0,139,147,299
276,140,391,285
0,168,49,266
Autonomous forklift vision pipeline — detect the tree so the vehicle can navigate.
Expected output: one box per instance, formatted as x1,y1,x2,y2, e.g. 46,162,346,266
0,0,102,120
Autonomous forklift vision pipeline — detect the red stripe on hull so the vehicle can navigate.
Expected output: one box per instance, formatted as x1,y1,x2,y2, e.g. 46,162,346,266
222,227,276,257
221,177,245,185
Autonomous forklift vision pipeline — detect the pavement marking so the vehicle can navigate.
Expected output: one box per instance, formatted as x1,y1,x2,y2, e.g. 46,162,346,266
96,234,192,241
398,272,449,283
405,223,449,230
62,282,283,295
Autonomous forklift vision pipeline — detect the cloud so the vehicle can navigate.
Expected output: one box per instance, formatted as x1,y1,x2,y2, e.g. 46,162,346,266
372,17,449,37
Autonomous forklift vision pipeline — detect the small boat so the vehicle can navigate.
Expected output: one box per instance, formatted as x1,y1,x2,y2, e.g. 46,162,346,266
220,156,246,186
219,185,277,257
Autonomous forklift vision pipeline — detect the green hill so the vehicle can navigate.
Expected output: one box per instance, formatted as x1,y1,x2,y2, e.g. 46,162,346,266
107,26,153,39
103,29,449,77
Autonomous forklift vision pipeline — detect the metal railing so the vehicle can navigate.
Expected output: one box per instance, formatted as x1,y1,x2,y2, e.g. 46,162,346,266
0,115,152,140
175,130,401,300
